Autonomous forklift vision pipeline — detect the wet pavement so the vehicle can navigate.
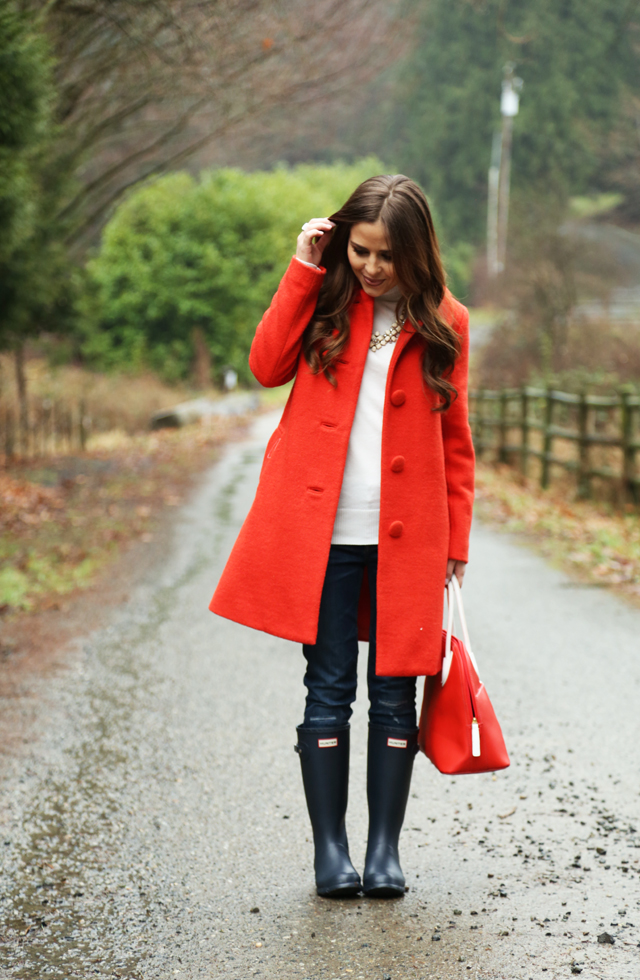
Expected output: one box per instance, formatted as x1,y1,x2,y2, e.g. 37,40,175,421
1,411,640,980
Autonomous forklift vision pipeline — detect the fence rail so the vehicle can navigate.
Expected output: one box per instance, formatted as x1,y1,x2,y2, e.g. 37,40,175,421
4,388,640,498
469,386,640,503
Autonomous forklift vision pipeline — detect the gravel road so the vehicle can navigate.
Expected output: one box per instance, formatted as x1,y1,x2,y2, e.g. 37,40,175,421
1,410,639,980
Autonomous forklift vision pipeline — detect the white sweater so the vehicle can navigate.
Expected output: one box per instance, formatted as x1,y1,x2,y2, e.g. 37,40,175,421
332,286,402,545
293,257,402,545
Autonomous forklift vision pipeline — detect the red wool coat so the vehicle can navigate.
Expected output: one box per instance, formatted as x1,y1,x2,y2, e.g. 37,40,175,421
210,257,475,677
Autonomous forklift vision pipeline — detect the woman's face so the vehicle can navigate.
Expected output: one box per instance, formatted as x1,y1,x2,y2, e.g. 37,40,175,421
348,220,398,297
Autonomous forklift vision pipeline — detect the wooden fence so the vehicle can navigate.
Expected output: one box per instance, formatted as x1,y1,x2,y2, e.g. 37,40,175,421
5,388,640,499
1,399,93,460
469,387,640,503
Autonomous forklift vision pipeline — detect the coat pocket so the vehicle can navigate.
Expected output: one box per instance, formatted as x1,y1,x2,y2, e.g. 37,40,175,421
259,426,283,480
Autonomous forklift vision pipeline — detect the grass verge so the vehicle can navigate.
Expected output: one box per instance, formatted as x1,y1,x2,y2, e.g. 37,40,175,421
475,462,640,603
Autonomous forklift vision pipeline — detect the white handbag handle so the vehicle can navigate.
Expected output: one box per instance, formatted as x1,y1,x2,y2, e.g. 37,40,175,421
441,576,480,686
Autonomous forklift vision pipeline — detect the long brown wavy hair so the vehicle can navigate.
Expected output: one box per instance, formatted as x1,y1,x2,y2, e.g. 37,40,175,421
302,174,460,410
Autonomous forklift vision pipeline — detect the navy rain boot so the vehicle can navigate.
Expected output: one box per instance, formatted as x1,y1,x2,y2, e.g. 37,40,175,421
295,725,362,898
363,725,419,897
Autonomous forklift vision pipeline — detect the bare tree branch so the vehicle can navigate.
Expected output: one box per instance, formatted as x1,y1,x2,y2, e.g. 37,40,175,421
23,0,409,249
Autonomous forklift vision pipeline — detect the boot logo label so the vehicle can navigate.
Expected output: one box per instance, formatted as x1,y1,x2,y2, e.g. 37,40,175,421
387,737,408,749
317,738,338,748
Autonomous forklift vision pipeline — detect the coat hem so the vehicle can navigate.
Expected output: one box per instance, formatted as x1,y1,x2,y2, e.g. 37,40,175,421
209,601,318,647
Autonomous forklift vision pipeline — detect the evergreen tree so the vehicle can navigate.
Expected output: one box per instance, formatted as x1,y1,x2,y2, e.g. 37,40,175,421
383,0,639,245
0,1,59,350
0,1,51,261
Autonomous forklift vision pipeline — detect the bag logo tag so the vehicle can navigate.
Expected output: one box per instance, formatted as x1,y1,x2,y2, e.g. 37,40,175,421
387,737,408,749
318,738,338,748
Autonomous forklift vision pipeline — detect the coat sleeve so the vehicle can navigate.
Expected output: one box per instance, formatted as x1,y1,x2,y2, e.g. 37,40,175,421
440,302,475,563
249,257,326,388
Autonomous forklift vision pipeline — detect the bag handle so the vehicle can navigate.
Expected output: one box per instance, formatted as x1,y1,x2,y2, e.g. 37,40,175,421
441,576,480,686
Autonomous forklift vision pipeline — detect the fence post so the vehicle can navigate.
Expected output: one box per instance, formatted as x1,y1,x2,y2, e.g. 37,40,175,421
4,408,15,459
65,407,73,452
475,389,485,460
577,391,590,499
520,386,529,477
620,388,637,504
541,389,554,490
79,400,88,451
52,400,58,455
468,389,475,446
497,389,508,463
43,398,53,456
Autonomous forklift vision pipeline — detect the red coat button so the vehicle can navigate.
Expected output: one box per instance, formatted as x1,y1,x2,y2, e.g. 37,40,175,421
390,455,405,473
389,521,404,538
390,389,406,406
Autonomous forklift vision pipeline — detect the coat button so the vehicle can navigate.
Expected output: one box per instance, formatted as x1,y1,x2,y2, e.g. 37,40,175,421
390,455,405,473
389,521,404,538
390,389,406,406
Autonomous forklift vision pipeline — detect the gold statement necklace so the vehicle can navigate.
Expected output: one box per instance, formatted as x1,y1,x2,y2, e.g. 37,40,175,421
369,316,406,352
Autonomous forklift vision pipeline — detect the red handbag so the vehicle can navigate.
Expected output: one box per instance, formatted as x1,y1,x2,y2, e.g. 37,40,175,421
419,576,510,775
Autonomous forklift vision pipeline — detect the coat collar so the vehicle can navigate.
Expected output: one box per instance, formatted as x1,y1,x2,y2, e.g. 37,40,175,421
352,286,416,335
354,285,456,326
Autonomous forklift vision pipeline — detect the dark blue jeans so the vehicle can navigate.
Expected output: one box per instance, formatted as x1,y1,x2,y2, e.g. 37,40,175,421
302,544,417,731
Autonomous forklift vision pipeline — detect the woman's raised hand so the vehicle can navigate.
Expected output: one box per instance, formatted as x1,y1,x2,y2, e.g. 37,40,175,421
296,218,335,267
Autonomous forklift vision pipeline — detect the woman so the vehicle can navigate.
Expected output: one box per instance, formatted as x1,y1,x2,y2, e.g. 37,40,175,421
210,174,475,899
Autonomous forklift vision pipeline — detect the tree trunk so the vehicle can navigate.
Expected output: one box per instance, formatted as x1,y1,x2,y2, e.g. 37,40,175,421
14,342,29,454
192,326,212,390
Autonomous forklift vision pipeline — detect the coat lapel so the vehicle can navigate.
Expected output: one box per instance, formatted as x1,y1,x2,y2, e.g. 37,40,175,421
390,320,416,371
345,289,374,375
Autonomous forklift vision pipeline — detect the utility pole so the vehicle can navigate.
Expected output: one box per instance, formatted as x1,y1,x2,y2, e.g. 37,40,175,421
487,130,502,278
487,63,523,278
